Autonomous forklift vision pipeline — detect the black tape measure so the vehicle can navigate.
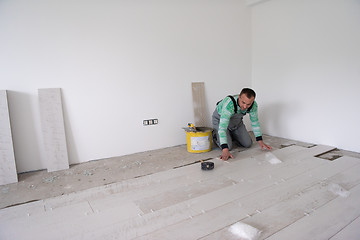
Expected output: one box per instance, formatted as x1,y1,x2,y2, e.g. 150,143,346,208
201,161,214,170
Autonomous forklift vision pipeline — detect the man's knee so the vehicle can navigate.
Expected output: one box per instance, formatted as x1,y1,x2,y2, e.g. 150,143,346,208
227,140,233,151
242,138,253,148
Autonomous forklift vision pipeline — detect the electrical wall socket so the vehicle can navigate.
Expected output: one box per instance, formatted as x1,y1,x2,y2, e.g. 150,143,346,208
143,119,158,126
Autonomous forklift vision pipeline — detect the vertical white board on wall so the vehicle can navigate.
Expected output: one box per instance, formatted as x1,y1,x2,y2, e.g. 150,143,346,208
38,88,69,172
192,82,209,128
0,90,18,185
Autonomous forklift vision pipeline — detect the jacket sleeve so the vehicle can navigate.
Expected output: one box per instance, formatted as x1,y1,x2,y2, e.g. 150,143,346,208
218,98,235,149
249,102,263,141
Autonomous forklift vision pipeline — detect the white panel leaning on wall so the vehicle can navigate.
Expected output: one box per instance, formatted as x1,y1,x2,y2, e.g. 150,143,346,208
0,90,18,185
38,88,69,172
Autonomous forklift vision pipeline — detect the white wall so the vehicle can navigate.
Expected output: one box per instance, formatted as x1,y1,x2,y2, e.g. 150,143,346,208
251,0,360,152
0,0,251,172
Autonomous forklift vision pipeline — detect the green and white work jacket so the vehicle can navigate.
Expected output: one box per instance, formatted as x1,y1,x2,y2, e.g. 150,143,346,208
216,95,263,149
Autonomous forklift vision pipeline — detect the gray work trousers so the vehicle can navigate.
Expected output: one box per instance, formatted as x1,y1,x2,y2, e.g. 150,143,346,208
212,109,252,150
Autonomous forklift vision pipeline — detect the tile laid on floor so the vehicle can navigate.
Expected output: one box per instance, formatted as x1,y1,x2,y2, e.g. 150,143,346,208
3,144,359,240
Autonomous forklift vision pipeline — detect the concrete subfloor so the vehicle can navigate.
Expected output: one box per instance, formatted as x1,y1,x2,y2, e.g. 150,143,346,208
1,133,359,210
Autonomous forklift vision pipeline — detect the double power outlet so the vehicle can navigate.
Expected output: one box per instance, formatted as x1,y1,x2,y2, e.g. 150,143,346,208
143,119,158,126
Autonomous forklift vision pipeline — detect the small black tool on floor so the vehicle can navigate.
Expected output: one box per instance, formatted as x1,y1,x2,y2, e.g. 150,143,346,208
201,161,214,170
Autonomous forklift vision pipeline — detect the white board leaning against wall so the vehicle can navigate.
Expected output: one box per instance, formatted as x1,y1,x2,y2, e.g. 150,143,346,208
0,90,18,185
38,88,69,172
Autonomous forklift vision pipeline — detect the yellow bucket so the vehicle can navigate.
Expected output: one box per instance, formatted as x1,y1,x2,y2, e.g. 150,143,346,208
185,127,212,153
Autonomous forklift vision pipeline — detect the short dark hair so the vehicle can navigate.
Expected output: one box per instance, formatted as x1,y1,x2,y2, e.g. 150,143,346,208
240,88,256,99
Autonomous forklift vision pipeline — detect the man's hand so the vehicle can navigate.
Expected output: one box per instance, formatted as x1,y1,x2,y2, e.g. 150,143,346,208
258,140,272,150
220,148,234,161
